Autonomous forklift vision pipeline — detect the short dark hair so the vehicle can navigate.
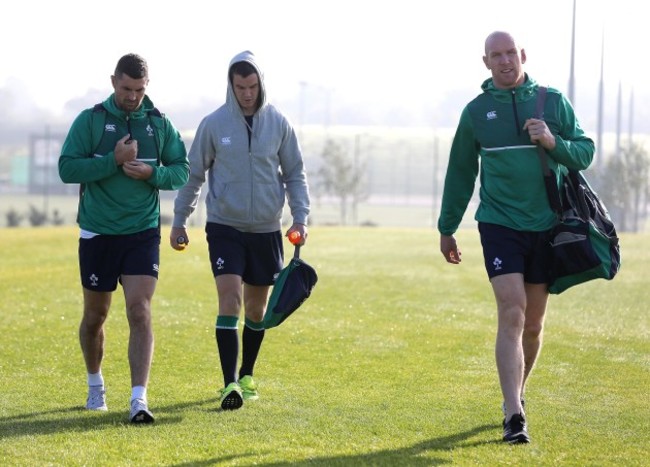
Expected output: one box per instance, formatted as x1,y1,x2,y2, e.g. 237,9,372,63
229,61,257,82
115,53,148,79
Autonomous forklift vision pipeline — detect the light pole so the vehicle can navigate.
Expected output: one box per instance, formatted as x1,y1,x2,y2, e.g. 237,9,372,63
299,81,333,132
628,87,634,148
596,28,605,166
43,125,51,219
352,133,365,225
616,81,622,159
299,81,307,142
568,0,576,106
432,135,439,227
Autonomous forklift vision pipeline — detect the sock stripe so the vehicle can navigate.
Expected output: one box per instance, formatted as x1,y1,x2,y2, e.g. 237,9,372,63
216,315,239,329
244,318,265,331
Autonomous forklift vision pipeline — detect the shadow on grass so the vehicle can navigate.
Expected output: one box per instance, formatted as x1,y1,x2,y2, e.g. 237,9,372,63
169,423,501,466
0,397,216,439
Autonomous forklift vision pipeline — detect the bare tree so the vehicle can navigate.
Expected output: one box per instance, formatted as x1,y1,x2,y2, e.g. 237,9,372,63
317,138,368,225
593,142,649,232
5,208,23,227
28,205,48,227
623,143,650,231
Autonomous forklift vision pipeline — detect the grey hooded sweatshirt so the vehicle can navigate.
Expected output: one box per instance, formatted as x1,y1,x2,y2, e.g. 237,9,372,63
173,50,310,232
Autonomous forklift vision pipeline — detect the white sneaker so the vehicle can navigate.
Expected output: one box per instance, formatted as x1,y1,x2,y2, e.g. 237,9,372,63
130,398,154,424
86,385,107,411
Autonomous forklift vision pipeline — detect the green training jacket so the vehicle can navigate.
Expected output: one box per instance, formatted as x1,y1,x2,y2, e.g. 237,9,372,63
438,75,595,235
59,95,189,235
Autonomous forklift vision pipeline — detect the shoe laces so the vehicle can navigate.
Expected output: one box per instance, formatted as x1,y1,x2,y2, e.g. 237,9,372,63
506,413,526,430
131,398,148,411
87,386,105,403
239,376,257,390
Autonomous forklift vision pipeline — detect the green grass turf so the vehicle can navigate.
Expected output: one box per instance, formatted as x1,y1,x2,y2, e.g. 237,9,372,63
0,226,647,466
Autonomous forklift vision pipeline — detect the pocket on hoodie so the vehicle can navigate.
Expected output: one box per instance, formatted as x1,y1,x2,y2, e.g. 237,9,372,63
253,182,284,223
217,182,251,219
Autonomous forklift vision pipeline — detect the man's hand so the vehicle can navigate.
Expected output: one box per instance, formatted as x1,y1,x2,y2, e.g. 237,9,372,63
440,234,462,264
523,118,556,151
114,135,138,166
122,160,153,180
285,223,307,246
170,226,188,251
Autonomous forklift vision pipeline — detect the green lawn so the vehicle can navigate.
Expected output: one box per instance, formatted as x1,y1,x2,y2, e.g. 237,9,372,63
0,226,647,466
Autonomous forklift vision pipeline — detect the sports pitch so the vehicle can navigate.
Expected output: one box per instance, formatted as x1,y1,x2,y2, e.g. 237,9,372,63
0,226,647,465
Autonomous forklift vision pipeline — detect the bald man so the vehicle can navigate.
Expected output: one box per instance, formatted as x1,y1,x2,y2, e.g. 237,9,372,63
437,31,595,444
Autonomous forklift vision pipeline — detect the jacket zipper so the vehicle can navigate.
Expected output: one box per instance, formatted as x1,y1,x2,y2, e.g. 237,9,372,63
246,118,254,220
510,90,521,136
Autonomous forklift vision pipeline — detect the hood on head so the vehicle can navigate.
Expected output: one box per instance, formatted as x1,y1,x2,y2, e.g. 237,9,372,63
226,50,266,114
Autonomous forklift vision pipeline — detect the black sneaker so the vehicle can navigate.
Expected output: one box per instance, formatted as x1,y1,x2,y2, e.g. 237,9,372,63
503,413,530,444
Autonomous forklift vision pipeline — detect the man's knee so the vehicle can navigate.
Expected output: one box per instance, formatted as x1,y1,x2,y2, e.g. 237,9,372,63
219,291,242,315
244,306,265,323
523,319,544,339
499,303,526,330
126,299,152,326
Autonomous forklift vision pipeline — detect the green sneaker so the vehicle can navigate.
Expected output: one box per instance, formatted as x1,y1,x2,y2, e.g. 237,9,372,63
219,382,243,410
238,375,259,401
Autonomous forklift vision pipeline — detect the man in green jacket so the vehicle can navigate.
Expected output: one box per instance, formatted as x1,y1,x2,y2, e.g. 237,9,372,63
437,31,594,444
59,53,189,424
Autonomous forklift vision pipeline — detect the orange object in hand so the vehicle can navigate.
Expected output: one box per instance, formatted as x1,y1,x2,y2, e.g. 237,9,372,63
288,231,302,245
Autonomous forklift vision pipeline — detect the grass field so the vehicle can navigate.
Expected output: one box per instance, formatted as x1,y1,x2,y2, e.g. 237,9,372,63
0,226,648,466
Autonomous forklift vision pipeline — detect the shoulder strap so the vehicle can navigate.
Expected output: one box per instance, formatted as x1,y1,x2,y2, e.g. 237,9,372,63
91,103,107,154
146,108,164,165
148,108,163,118
78,103,108,218
144,108,164,227
535,87,549,176
535,87,563,216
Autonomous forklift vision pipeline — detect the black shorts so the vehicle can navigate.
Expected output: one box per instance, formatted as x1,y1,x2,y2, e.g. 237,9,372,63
78,228,161,292
205,223,283,286
478,222,551,284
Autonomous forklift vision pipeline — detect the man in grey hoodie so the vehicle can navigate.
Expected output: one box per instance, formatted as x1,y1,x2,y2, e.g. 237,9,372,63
170,51,310,410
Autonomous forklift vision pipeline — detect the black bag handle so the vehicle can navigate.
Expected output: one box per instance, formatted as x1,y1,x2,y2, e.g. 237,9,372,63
535,86,563,216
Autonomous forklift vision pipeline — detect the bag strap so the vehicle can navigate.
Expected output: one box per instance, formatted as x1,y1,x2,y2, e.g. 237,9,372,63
535,87,549,175
535,86,563,216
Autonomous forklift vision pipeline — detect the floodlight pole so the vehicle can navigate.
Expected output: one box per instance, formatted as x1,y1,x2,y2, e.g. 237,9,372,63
616,81,622,159
299,81,307,142
44,124,51,218
568,0,576,106
432,135,439,227
596,28,605,166
628,87,634,148
353,133,361,226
